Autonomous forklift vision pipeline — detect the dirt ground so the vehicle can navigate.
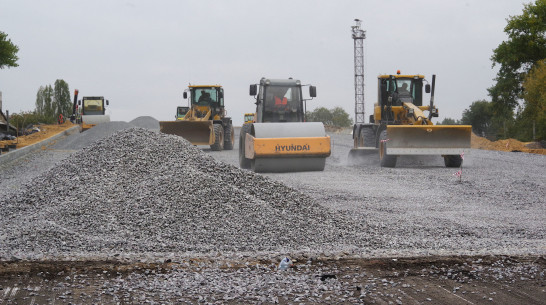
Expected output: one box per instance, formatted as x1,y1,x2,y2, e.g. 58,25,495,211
0,256,544,304
0,122,77,149
471,133,545,155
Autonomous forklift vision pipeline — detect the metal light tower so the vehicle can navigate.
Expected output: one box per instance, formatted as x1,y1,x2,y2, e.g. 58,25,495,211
352,19,366,124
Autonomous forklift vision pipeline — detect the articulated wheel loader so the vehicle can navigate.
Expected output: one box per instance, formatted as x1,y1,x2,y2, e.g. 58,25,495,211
239,77,331,172
160,85,234,151
350,72,471,167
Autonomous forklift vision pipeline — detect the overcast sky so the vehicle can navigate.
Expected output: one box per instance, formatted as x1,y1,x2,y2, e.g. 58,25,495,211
0,0,529,125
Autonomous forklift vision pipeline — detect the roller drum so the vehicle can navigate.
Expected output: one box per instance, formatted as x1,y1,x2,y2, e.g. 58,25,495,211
81,115,110,125
249,122,329,173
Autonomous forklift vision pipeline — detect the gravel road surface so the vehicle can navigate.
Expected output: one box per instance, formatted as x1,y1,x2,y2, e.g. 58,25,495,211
0,117,544,304
211,128,546,258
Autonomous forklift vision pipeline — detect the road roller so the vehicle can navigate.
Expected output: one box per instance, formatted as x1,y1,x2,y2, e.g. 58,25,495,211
70,90,111,131
349,72,471,167
239,77,331,172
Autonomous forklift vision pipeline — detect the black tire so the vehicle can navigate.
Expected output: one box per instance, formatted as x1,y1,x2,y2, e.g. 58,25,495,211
223,123,234,150
379,130,397,167
239,123,252,169
359,126,376,148
353,126,361,148
210,124,224,151
444,155,463,167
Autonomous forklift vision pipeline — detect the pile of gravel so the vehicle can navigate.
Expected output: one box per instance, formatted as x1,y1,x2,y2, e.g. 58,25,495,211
0,128,370,261
129,116,160,130
53,116,159,151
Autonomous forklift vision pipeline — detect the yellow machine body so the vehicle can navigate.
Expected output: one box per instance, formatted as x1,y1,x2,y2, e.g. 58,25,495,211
350,73,472,167
386,125,471,155
244,133,331,159
160,85,234,150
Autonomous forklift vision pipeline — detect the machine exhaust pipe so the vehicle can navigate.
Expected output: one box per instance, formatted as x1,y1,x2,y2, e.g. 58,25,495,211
71,89,79,123
428,75,436,120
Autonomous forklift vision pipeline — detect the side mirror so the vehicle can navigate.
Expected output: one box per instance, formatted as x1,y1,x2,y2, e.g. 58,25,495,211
309,86,317,98
249,84,257,96
106,100,109,106
78,100,81,106
425,84,431,94
183,92,188,99
219,91,224,98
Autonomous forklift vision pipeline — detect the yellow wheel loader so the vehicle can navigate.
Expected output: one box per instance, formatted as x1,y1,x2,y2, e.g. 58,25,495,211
160,85,234,151
349,72,471,167
239,78,331,172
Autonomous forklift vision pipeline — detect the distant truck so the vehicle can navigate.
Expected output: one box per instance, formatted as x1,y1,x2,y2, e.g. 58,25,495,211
243,113,255,124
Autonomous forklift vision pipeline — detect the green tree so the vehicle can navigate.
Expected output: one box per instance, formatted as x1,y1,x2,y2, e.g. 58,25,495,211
461,100,495,137
331,107,353,128
53,79,71,116
307,107,353,128
35,86,45,115
0,31,19,69
43,85,54,119
517,59,546,141
437,118,461,125
489,0,546,119
307,107,333,125
10,110,55,130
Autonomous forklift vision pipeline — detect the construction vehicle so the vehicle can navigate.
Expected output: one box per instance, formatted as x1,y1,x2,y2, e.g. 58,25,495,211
243,113,255,124
176,106,190,119
349,72,471,167
239,77,331,172
160,85,234,151
69,90,110,131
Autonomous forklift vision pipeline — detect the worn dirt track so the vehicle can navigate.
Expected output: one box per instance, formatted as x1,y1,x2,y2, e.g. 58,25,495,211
0,256,544,304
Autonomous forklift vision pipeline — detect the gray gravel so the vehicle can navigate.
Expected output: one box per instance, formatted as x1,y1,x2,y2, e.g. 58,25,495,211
0,117,159,197
0,118,544,303
0,127,372,261
211,129,546,258
1,119,544,261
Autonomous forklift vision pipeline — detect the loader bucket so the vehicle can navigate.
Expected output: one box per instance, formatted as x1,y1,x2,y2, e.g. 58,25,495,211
386,125,471,155
159,120,214,145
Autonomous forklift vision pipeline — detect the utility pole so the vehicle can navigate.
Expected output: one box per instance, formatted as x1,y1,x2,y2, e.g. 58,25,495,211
352,19,366,124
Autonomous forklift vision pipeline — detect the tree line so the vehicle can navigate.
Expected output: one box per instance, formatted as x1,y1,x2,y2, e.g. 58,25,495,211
306,106,353,128
440,0,545,142
34,79,72,123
